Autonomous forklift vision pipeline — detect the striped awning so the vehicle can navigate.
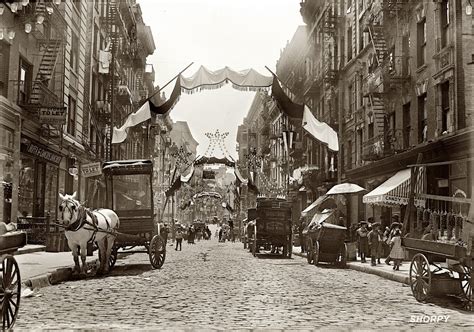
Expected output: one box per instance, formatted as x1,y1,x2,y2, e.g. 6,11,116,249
363,168,425,207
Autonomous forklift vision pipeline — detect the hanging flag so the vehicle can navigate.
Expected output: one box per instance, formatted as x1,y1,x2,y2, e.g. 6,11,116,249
271,75,304,118
302,105,339,152
112,100,151,144
150,78,182,115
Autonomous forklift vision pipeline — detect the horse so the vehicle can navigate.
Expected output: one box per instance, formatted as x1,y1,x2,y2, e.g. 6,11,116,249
58,192,120,275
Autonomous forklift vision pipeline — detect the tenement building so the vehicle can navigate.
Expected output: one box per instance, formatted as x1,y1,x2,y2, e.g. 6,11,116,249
299,0,473,228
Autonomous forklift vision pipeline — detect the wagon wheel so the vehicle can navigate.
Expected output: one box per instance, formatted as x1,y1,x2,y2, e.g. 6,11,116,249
149,235,166,269
337,243,347,268
108,245,119,271
313,241,320,266
459,265,472,311
409,253,432,302
306,238,313,264
0,255,21,330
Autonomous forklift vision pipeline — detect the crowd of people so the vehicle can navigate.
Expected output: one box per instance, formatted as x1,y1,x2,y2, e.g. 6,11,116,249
159,221,212,251
354,216,404,270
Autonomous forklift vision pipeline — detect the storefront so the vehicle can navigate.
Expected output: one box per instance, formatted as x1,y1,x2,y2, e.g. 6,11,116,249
0,96,21,224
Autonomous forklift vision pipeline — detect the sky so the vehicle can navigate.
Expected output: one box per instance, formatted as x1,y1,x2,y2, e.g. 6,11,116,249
140,0,303,158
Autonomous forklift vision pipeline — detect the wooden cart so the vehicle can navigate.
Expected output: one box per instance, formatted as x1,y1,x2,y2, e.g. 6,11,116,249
303,210,347,268
0,231,27,329
401,157,473,310
249,197,292,258
102,160,165,270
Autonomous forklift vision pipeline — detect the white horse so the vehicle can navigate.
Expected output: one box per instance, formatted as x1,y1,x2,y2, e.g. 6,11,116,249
58,192,119,275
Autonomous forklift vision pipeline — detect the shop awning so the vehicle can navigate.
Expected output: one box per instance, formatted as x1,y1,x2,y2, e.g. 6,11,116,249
363,168,425,207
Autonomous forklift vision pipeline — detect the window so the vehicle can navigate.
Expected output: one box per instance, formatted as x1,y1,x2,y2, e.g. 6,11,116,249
18,58,32,104
348,83,355,116
439,0,450,50
441,81,450,133
358,74,364,107
347,140,353,169
418,93,427,143
403,103,411,149
347,27,353,61
368,122,374,139
358,19,365,53
356,129,363,163
0,43,9,97
67,95,77,136
417,18,426,67
70,33,79,72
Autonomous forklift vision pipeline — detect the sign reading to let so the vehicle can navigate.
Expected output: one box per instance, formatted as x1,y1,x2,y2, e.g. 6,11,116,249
81,162,102,178
39,107,66,125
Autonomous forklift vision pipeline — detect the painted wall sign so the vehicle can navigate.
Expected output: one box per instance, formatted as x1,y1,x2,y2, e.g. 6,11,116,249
21,142,62,165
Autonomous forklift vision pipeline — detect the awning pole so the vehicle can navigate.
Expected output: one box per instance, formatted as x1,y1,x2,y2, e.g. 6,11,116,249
402,153,423,236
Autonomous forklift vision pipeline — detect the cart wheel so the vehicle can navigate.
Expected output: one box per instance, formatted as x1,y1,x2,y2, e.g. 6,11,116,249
313,241,320,266
149,235,166,269
0,255,21,330
409,253,432,302
306,239,313,264
337,243,347,268
459,265,472,311
108,245,118,271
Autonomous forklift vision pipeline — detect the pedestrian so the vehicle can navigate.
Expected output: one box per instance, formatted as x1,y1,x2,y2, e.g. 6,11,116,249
175,228,183,251
368,223,382,266
389,230,404,270
385,220,402,265
299,217,306,253
229,219,234,242
357,221,369,263
218,227,223,242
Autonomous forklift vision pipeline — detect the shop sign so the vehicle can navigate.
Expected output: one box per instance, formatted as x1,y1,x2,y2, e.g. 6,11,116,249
21,142,62,165
39,107,66,125
81,162,102,178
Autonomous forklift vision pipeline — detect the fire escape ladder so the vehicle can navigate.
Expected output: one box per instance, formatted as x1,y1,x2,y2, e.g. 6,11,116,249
30,39,62,106
105,0,118,159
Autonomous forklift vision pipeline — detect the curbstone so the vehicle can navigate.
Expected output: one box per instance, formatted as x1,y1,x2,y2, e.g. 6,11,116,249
293,250,409,285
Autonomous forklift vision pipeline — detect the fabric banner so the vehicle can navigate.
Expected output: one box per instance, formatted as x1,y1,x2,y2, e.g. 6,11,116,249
302,105,339,152
112,101,151,144
150,79,182,115
180,66,272,93
195,156,236,167
271,76,304,118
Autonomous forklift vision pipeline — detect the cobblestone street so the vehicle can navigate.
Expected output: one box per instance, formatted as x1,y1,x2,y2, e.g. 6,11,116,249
15,239,473,330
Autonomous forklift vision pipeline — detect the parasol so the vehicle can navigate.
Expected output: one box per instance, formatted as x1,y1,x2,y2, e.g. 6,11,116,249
326,183,366,195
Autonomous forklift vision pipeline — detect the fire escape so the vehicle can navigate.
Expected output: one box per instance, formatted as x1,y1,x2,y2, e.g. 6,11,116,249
19,1,66,140
362,0,410,161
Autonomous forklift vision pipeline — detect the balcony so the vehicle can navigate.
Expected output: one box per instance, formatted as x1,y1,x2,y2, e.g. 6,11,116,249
362,129,405,161
381,55,411,83
96,100,111,121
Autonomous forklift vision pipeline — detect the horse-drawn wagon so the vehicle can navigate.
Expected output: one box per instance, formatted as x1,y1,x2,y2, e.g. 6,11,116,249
249,197,292,258
102,159,166,270
0,231,27,329
303,210,347,267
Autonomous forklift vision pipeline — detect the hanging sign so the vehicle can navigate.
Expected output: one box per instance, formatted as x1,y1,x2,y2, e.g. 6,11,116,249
39,107,67,125
21,142,62,165
81,162,102,178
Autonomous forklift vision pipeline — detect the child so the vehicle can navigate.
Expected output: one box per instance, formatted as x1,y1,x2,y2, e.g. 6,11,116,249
175,229,183,251
357,221,369,263
389,230,404,270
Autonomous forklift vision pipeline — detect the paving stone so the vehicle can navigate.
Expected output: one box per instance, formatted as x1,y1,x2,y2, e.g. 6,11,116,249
15,241,474,330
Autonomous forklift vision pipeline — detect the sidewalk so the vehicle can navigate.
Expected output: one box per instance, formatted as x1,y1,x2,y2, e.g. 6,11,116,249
15,249,99,289
292,246,410,285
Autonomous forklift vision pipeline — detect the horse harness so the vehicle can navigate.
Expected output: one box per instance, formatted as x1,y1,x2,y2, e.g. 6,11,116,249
60,199,114,243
